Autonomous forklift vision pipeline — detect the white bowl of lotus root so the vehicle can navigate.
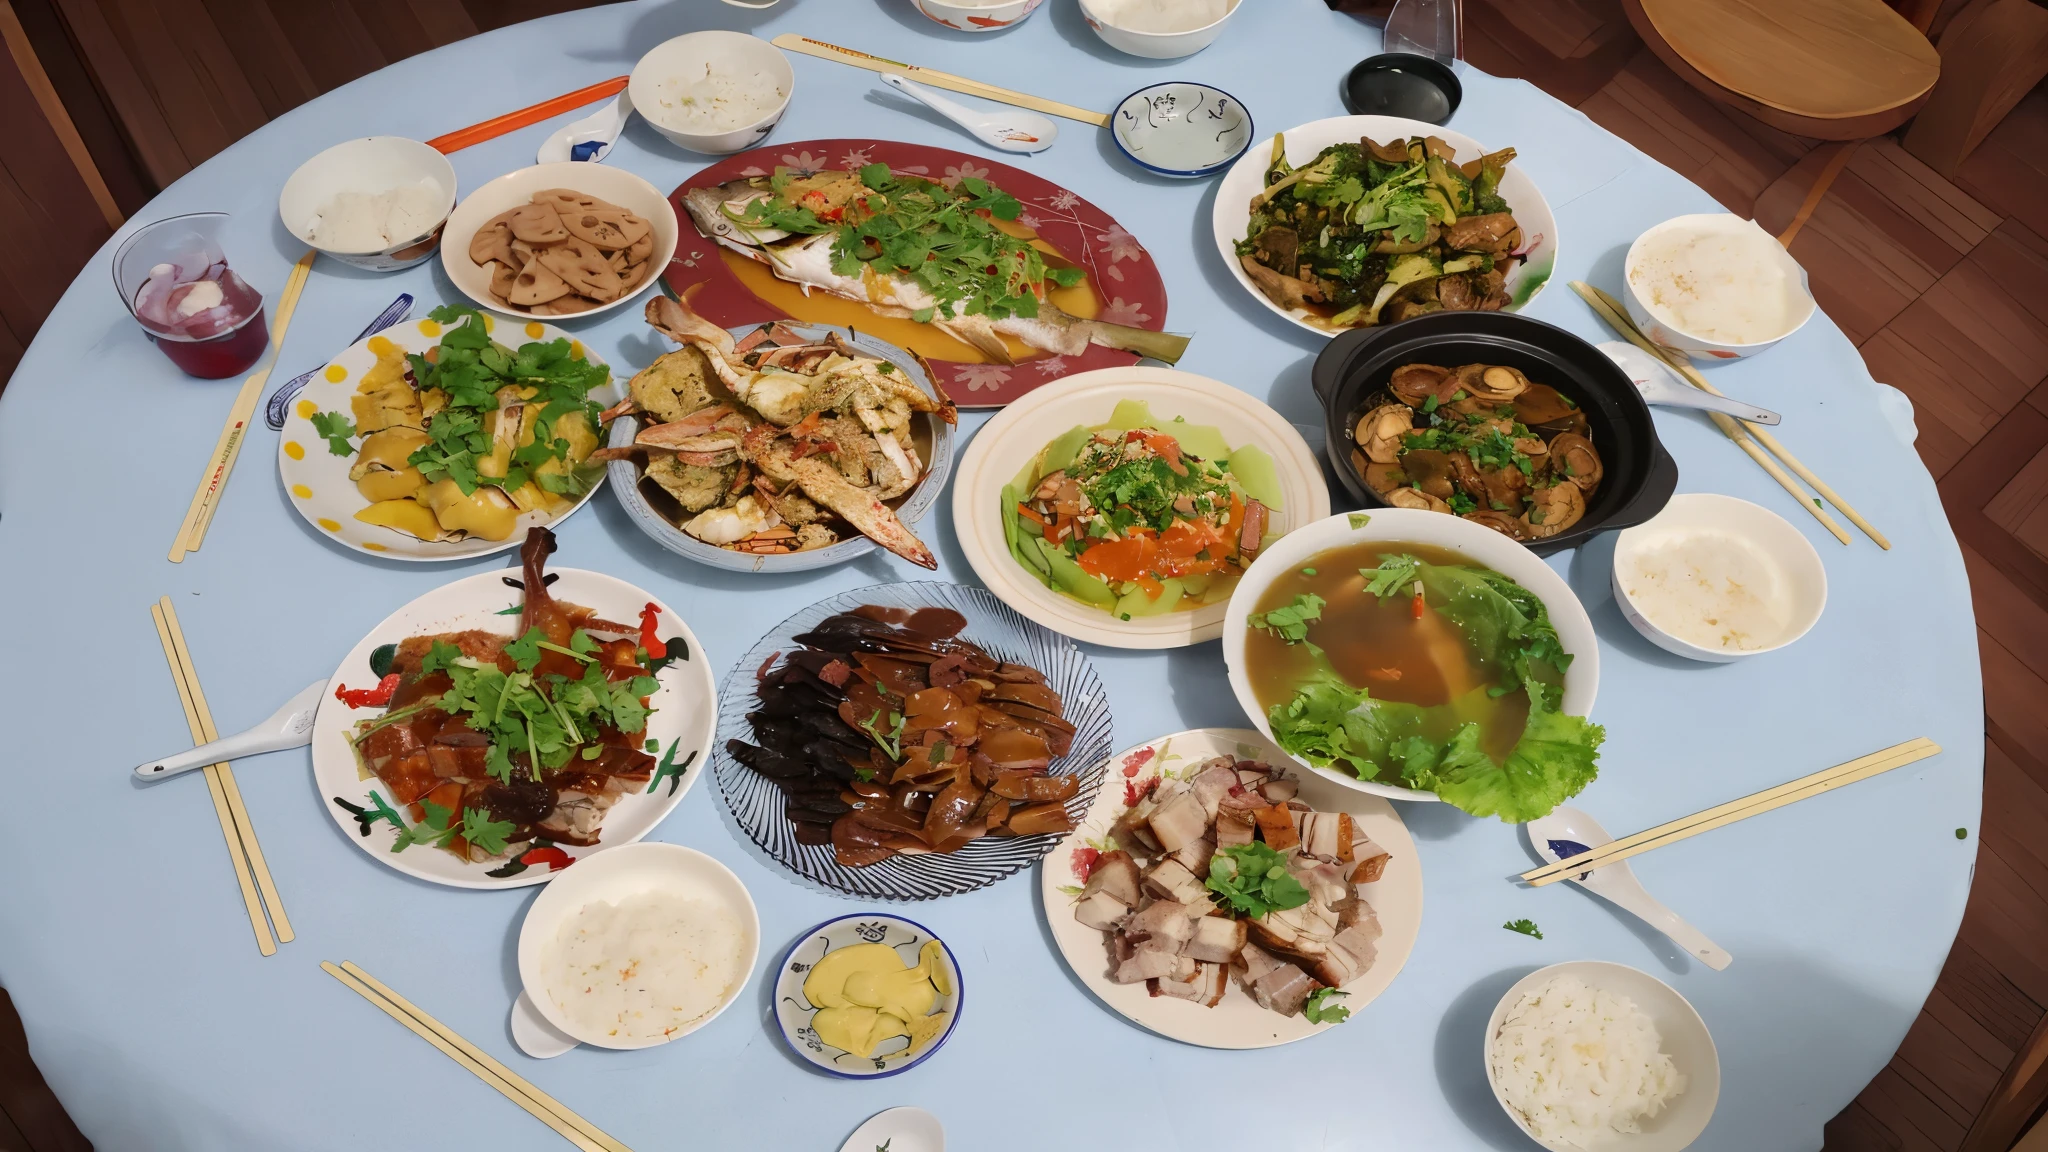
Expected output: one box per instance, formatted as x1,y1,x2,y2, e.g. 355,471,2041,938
440,162,680,320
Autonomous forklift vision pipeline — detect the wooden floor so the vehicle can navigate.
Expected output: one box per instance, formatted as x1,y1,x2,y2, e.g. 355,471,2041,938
1,1,2045,1148
1462,1,2048,1146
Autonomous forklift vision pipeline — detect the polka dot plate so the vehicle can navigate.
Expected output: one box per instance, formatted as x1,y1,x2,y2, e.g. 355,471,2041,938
275,311,622,561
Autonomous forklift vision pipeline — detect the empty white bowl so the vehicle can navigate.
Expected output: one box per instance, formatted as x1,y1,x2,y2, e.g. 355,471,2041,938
1486,961,1720,1152
630,31,794,155
1111,82,1254,178
516,842,760,1051
1222,508,1599,804
1079,0,1241,58
1610,493,1827,663
1622,214,1816,361
438,161,678,321
279,137,455,271
911,0,1047,31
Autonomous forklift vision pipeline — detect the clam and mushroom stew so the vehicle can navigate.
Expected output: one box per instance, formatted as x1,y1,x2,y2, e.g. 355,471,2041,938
1350,362,1604,541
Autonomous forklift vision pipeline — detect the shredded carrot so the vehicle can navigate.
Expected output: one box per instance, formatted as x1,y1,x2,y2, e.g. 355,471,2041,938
1015,503,1047,526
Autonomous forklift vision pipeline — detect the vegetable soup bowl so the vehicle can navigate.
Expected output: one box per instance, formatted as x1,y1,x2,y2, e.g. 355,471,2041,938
1222,508,1599,805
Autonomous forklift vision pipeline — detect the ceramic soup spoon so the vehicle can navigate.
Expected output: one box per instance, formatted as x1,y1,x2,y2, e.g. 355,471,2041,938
1525,805,1733,971
880,74,1057,154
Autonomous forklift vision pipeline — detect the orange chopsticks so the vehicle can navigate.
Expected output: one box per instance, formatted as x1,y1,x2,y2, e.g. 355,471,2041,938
427,76,628,155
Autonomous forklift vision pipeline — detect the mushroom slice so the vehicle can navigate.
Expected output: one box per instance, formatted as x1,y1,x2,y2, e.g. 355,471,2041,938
1513,383,1576,427
1356,403,1417,464
506,202,570,244
561,210,631,250
509,254,571,306
538,239,624,302
1388,487,1452,513
469,220,516,267
1464,364,1530,403
1522,481,1586,537
1549,433,1603,492
1361,136,1411,163
1464,509,1530,540
1400,448,1456,498
1389,363,1459,408
1358,455,1406,496
487,259,517,301
1448,450,1487,500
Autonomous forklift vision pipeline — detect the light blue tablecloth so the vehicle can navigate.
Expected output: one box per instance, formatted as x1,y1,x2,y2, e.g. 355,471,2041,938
0,2,1982,1149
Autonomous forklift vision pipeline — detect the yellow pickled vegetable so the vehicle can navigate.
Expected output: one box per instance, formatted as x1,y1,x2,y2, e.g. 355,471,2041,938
349,428,430,502
353,498,444,541
801,938,950,1061
420,479,518,541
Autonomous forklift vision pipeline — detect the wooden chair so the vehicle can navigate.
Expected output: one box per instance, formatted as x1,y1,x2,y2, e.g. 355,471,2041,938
1900,0,2048,177
1620,0,1941,139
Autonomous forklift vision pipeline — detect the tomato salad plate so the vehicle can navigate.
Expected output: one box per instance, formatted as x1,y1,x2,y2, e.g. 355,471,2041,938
311,529,716,888
1042,727,1420,1049
669,139,1186,407
952,366,1328,648
278,307,621,561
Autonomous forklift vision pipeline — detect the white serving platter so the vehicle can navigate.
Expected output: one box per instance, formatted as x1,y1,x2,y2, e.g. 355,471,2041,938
951,366,1327,649
1040,727,1421,1049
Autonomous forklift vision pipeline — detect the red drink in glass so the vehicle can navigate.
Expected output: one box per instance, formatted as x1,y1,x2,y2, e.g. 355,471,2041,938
112,213,270,379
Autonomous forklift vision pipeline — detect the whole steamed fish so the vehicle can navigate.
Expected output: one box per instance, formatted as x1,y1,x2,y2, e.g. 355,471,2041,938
682,174,1191,366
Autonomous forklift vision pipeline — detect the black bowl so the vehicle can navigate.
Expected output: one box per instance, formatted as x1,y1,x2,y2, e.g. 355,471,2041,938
1311,311,1677,555
1342,53,1462,124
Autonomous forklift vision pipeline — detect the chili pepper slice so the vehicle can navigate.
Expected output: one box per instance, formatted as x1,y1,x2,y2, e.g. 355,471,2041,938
335,673,400,709
518,845,573,872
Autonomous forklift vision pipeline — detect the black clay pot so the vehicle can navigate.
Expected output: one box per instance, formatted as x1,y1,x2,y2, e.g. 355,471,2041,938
1311,311,1678,555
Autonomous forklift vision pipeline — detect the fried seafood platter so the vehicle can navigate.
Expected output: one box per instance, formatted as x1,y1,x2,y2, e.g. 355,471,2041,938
1043,729,1421,1048
712,582,1114,900
311,528,716,888
602,296,955,570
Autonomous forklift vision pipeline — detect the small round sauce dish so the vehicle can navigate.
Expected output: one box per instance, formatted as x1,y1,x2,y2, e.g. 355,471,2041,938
1111,82,1254,179
1611,493,1827,663
774,914,962,1078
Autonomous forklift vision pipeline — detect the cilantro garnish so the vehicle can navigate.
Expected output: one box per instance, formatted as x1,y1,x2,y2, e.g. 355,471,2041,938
854,766,879,783
1206,842,1310,918
740,166,1082,326
1956,827,1968,840
1504,918,1544,939
1361,555,1422,599
1247,593,1326,644
1447,492,1477,515
1303,987,1351,1025
1348,513,1371,529
859,709,907,759
401,304,609,499
310,410,357,455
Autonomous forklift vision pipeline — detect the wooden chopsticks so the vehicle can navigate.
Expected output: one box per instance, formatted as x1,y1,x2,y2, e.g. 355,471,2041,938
323,962,631,1152
151,595,293,955
1519,737,1941,887
774,34,1111,127
1571,280,1889,550
427,76,629,154
168,250,316,563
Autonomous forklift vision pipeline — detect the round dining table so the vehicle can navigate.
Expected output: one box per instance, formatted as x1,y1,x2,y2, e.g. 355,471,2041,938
0,2,1983,1149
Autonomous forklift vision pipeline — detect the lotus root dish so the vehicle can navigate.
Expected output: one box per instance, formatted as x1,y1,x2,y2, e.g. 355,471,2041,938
469,188,657,316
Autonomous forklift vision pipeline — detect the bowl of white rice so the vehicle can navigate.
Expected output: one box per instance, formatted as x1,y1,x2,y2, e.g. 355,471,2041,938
279,136,457,271
1485,962,1719,1151
912,0,1047,33
630,31,794,155
1080,0,1241,59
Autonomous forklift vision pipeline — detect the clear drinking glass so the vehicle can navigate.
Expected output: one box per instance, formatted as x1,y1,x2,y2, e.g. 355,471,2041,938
1383,0,1461,63
111,212,268,379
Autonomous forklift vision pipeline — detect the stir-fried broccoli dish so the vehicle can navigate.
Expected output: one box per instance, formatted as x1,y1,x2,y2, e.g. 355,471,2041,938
1236,133,1528,329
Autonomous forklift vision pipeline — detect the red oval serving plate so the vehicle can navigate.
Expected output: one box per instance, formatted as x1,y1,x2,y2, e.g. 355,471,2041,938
667,138,1173,407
